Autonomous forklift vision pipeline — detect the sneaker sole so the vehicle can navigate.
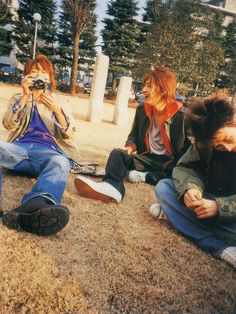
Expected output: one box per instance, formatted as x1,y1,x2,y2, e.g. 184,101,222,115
74,178,117,204
2,206,70,236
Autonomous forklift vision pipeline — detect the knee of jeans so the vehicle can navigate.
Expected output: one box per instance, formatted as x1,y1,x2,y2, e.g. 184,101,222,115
155,179,174,198
110,148,125,159
111,148,121,155
50,155,70,172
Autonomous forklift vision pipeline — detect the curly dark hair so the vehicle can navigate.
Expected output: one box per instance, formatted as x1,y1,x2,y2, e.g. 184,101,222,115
187,96,235,146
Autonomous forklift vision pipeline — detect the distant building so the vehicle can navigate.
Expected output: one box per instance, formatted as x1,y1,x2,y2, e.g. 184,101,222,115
205,0,236,21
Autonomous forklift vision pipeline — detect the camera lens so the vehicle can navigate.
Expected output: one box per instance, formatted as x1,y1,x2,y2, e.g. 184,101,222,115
33,79,45,89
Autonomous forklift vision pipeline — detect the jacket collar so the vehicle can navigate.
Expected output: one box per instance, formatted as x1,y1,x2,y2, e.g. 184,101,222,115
144,101,182,125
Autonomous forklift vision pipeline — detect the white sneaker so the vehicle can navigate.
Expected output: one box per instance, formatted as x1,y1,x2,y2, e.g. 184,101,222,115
219,246,236,269
128,170,147,183
74,175,122,204
149,203,166,219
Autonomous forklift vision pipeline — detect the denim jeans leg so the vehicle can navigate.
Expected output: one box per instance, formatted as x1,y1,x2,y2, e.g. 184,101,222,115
21,146,71,204
155,179,229,256
210,221,236,246
0,141,29,169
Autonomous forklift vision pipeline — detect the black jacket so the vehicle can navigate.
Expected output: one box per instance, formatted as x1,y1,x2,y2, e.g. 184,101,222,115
126,102,191,162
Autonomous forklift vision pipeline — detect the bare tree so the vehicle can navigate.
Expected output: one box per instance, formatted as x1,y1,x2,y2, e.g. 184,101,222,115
65,0,95,94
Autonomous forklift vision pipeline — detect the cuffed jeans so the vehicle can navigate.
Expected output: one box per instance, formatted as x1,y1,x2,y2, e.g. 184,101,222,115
155,179,236,256
0,141,71,204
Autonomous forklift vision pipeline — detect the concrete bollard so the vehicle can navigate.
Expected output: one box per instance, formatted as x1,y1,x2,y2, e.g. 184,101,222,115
113,76,132,127
87,54,109,123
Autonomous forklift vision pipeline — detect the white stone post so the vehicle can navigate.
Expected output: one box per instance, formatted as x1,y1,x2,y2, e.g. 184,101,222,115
113,76,132,127
87,54,109,123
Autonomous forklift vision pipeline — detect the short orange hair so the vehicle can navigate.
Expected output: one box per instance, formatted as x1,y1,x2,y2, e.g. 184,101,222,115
143,66,177,106
23,59,33,76
24,54,56,91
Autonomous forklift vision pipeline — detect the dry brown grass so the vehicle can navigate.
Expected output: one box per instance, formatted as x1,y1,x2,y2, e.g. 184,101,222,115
0,83,236,313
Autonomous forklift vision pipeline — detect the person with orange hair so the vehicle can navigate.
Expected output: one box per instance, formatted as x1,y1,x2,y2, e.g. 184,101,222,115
74,66,191,204
0,54,80,236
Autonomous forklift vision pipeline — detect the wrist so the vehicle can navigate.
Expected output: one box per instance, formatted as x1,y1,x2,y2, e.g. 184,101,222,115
19,94,30,108
22,93,29,100
53,108,62,116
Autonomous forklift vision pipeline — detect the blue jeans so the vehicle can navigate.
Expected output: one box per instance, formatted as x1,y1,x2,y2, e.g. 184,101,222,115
155,179,236,256
0,141,71,204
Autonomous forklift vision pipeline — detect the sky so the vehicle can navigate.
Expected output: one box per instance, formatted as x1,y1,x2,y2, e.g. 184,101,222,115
95,0,146,51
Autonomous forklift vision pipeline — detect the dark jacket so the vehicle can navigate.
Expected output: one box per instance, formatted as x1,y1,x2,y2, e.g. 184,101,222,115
173,144,236,221
125,102,191,164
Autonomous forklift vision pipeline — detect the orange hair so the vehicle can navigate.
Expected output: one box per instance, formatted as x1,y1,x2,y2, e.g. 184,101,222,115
143,66,177,106
23,59,33,76
24,54,56,91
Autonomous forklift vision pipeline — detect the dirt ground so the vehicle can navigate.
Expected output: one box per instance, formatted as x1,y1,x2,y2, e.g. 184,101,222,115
0,83,235,314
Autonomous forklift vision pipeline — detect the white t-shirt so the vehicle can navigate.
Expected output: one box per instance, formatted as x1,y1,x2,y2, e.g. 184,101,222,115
149,119,168,155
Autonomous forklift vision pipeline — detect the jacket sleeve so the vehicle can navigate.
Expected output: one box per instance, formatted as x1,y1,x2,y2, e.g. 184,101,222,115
173,144,205,200
216,195,236,221
53,94,77,140
125,106,139,151
2,94,29,131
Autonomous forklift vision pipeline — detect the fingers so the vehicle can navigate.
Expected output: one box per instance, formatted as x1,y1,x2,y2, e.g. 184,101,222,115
196,212,209,219
40,93,51,99
124,147,132,155
195,208,213,219
194,206,205,215
22,75,31,86
184,191,202,208
185,189,202,202
193,199,218,219
184,199,202,210
40,94,53,104
21,75,32,96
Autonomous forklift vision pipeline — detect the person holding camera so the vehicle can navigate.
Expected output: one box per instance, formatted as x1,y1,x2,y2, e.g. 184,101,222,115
74,66,191,204
155,96,236,269
0,54,79,236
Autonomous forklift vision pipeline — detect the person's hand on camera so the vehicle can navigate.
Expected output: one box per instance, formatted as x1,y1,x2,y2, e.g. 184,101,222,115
40,93,68,128
184,188,202,209
21,75,32,97
40,93,57,111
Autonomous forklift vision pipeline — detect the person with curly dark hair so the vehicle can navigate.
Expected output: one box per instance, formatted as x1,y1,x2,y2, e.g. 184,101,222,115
155,96,236,269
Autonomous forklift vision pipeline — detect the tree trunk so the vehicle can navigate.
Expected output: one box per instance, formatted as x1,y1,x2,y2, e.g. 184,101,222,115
70,30,80,94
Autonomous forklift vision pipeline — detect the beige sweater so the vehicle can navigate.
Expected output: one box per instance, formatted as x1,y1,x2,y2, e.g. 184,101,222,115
2,92,81,163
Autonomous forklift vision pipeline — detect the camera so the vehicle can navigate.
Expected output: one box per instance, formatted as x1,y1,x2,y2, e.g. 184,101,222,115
28,75,50,90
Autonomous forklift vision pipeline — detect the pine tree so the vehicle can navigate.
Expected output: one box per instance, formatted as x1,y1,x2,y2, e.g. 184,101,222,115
13,0,57,63
56,1,73,76
79,16,97,74
216,18,236,92
143,0,163,22
102,0,140,81
0,2,13,56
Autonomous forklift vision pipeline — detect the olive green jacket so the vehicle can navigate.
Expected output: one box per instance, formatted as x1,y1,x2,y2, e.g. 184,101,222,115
2,93,81,163
173,144,236,221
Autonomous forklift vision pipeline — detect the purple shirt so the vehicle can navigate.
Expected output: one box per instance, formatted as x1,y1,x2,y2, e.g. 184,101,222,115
14,105,57,150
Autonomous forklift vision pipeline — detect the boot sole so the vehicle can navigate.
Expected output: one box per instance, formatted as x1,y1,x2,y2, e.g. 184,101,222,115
74,178,117,204
2,206,69,236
